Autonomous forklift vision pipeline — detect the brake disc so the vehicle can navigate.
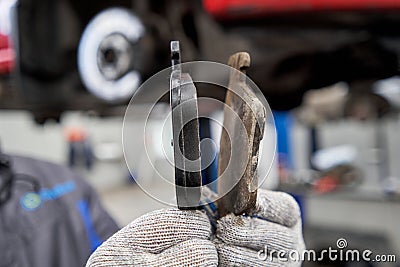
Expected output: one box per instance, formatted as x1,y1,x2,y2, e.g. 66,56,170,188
78,7,144,102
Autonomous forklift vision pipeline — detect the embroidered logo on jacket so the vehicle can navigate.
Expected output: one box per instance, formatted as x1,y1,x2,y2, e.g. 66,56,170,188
20,181,76,211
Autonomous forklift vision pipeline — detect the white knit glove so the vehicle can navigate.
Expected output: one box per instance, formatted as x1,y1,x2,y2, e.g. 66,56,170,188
86,189,304,267
214,189,305,266
86,208,218,267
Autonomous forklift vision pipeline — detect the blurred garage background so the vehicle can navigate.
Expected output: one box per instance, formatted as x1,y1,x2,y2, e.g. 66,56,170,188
1,0,400,266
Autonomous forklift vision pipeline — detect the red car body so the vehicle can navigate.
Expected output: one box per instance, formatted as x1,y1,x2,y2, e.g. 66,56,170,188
204,0,400,19
0,33,14,74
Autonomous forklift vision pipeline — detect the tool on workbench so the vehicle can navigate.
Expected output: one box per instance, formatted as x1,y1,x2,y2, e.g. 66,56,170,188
170,41,202,210
217,52,266,217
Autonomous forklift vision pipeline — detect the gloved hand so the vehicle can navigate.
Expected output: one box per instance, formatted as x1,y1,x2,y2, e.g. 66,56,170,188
86,208,218,266
86,189,304,267
214,189,305,266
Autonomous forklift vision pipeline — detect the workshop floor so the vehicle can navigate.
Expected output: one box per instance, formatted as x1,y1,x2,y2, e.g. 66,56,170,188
98,183,168,227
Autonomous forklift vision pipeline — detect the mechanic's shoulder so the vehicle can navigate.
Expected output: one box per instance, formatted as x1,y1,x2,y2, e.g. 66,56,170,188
9,154,81,182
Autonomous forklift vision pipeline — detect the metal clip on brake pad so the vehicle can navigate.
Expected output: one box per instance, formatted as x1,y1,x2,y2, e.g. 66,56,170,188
170,41,201,210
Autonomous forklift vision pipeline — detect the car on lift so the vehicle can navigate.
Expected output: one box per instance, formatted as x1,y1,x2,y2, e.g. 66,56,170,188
0,0,399,122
